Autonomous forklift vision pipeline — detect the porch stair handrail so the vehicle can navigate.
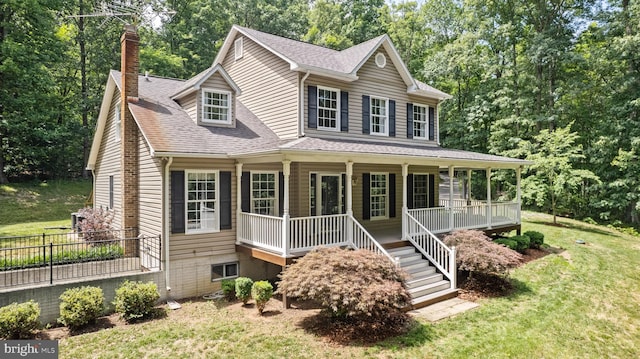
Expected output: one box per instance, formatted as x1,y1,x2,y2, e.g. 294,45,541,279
346,214,397,265
403,211,456,289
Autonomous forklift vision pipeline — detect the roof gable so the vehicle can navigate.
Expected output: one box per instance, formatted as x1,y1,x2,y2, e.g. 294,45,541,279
213,25,450,100
171,64,240,100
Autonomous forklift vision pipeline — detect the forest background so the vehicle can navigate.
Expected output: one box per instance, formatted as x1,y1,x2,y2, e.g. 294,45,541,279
1,0,639,226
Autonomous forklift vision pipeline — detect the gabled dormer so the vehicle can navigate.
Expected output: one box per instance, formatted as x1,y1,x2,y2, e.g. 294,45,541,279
171,64,241,128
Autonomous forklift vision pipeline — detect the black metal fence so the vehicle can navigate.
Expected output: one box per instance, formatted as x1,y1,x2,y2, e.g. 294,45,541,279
0,229,161,289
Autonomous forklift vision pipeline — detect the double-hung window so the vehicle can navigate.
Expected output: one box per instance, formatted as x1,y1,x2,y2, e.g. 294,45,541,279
202,89,231,124
413,104,428,139
186,171,219,233
413,174,429,209
317,87,340,130
370,173,388,219
251,172,277,215
370,97,388,135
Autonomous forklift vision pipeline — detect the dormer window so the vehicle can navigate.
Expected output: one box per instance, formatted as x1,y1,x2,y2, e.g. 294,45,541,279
202,89,232,124
317,87,340,131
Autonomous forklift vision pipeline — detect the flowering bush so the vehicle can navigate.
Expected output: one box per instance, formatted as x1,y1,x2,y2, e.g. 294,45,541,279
77,207,115,242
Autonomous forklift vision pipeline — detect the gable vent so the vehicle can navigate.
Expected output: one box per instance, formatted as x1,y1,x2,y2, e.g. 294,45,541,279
234,37,243,60
375,52,386,68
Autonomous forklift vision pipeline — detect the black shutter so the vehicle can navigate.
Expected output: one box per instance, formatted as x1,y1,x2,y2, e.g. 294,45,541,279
341,173,346,214
279,172,285,216
407,173,414,209
428,174,436,207
170,171,185,234
241,171,250,212
407,103,413,139
389,100,396,137
362,95,370,134
362,173,370,220
220,171,232,229
389,173,396,218
308,85,317,129
340,91,349,132
428,106,435,141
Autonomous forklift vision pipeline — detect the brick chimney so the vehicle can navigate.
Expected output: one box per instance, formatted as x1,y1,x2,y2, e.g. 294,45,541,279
120,24,139,240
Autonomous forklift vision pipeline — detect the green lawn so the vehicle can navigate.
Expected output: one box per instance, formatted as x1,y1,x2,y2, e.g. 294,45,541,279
57,211,640,358
0,180,91,236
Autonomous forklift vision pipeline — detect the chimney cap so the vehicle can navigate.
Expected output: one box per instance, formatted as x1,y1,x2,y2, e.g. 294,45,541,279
124,24,137,34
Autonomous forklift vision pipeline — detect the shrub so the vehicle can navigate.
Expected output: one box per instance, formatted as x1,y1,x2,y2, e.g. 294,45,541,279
235,277,254,305
58,286,104,330
494,238,518,251
221,279,236,301
511,235,531,253
113,280,160,322
583,217,597,225
277,247,410,319
77,207,115,242
523,231,545,249
0,301,40,339
251,281,273,315
443,230,522,277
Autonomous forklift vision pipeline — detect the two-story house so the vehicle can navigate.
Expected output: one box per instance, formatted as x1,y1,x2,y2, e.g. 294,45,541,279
87,25,529,308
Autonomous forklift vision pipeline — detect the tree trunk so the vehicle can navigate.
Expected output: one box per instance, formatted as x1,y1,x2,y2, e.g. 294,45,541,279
0,149,8,184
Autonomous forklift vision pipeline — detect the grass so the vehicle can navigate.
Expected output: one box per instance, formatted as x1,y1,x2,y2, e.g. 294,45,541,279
55,211,640,358
0,180,91,236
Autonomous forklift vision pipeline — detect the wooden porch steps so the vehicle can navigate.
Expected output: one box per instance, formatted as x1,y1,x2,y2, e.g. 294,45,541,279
386,243,458,309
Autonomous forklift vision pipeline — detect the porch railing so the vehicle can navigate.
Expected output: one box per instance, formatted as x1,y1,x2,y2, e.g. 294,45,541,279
404,211,456,289
237,212,284,254
237,212,395,263
409,201,520,234
289,214,349,253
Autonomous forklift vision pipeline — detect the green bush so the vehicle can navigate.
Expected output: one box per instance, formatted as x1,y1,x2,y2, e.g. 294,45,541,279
511,235,531,253
494,238,518,251
523,231,545,249
251,281,273,315
58,286,104,330
583,217,597,225
0,301,40,339
113,280,160,322
221,279,236,301
235,277,253,305
0,244,124,271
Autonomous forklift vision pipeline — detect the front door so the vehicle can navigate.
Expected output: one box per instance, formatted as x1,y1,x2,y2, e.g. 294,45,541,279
311,173,344,216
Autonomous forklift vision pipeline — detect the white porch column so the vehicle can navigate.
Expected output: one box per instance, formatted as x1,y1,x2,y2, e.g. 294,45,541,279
346,161,354,216
346,161,354,246
448,166,454,231
235,163,243,245
282,160,291,256
235,163,243,215
516,166,522,224
486,168,492,228
466,169,472,205
402,163,409,239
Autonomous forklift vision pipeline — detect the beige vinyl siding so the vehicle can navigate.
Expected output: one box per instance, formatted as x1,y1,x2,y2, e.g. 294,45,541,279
94,88,122,229
304,47,439,145
221,35,299,139
169,158,237,260
178,92,197,123
138,133,163,236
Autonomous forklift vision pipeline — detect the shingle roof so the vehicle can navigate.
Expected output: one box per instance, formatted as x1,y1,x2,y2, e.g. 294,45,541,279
111,70,281,156
278,137,529,167
235,26,386,74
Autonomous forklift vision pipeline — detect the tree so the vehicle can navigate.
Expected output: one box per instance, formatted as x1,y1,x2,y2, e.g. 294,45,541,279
511,124,600,224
